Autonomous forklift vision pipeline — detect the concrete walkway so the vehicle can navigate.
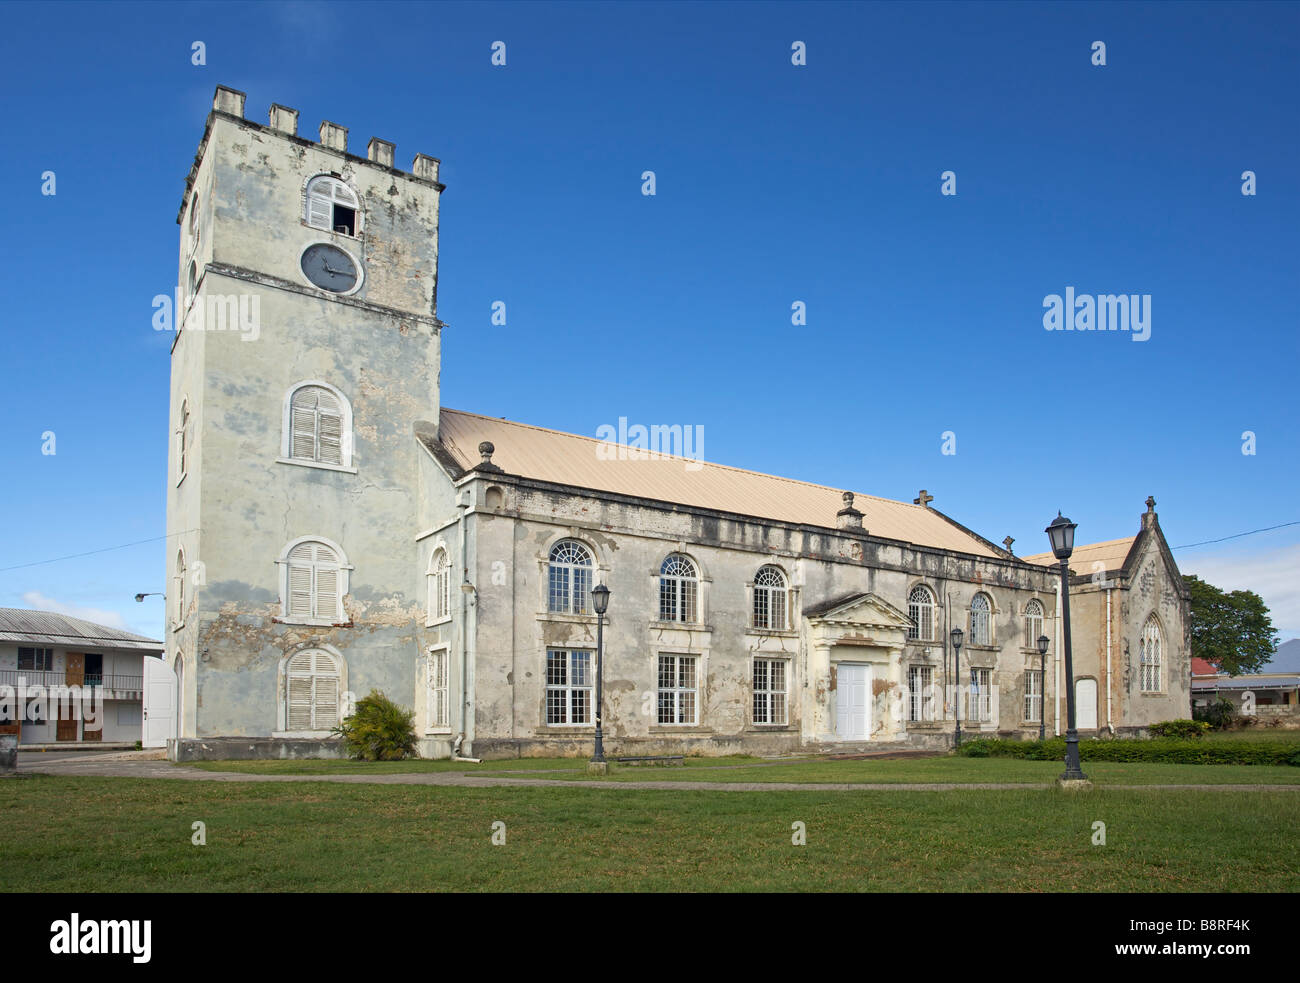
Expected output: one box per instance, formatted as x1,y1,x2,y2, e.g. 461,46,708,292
12,751,1300,793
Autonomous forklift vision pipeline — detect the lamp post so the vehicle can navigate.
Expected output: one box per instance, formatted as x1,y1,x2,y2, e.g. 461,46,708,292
134,593,163,603
590,583,610,767
1046,513,1088,783
950,626,964,748
1036,634,1050,742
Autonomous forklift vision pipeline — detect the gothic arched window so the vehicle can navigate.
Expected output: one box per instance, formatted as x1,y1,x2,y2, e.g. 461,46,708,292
1024,598,1044,649
1140,616,1163,692
969,593,992,646
428,548,451,622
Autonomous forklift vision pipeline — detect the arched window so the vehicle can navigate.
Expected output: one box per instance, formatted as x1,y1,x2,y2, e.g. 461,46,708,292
1139,616,1163,692
305,175,359,236
282,382,353,469
548,540,594,614
279,538,349,623
428,548,451,622
969,593,992,646
1024,598,1044,649
174,549,186,627
753,565,788,631
284,649,341,732
187,260,197,301
659,554,699,623
176,399,190,482
188,194,200,250
908,585,935,641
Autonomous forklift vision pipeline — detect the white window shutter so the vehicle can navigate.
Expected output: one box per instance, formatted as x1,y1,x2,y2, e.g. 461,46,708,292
307,191,332,229
287,674,313,730
315,567,338,620
313,675,339,729
318,411,343,464
288,564,313,618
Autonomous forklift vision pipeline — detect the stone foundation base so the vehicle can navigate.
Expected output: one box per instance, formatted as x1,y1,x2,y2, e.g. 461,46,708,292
169,737,344,762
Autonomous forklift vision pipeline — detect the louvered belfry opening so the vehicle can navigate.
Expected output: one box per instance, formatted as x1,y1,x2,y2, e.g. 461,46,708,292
286,649,340,731
290,386,343,465
286,540,341,621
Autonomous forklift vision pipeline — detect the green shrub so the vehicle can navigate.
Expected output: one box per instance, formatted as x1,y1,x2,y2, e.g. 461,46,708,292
1193,698,1237,730
954,736,1299,766
1149,719,1211,739
332,690,418,761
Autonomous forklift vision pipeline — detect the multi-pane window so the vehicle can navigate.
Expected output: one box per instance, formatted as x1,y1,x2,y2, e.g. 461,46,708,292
1024,669,1043,722
548,540,593,614
1140,616,1163,692
908,585,935,641
284,540,343,622
427,649,448,730
969,593,992,646
285,649,341,732
658,654,698,725
428,548,451,622
305,175,359,236
908,665,934,722
752,658,788,725
1024,599,1044,649
752,566,788,630
17,648,53,672
288,385,344,465
659,554,699,623
175,549,186,626
545,649,592,725
968,668,992,722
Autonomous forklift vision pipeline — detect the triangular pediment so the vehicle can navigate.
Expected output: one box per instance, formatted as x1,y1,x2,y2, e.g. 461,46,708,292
803,592,913,630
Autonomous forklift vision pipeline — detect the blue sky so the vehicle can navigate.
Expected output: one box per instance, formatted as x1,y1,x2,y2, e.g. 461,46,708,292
1,1,1297,641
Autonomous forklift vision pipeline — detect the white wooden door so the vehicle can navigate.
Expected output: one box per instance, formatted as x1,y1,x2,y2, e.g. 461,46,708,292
1075,678,1098,730
143,656,178,748
835,664,872,740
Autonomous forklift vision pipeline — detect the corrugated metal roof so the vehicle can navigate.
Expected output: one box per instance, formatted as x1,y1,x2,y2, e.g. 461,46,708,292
1192,677,1300,691
1023,536,1136,573
437,410,1000,557
0,608,162,651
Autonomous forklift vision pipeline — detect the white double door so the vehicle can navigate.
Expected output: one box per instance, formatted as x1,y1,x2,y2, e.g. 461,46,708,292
835,663,873,740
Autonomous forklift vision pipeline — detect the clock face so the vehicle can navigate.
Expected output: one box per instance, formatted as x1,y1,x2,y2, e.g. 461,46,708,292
301,243,359,293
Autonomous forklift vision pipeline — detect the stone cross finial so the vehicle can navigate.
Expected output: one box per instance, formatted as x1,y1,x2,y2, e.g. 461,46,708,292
1145,495,1156,513
913,490,933,508
1002,536,1015,554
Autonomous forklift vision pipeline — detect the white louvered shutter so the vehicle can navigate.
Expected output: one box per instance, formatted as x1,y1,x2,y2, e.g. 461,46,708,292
317,400,342,464
313,673,339,730
315,566,338,621
288,543,315,617
306,185,333,229
287,652,314,730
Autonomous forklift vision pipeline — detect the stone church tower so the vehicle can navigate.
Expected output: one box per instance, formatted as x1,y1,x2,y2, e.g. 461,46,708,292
164,86,443,742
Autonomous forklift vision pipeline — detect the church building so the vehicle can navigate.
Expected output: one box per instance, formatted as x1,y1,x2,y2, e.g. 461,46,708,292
164,87,1191,760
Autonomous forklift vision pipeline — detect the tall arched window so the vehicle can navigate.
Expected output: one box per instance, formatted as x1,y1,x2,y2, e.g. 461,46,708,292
174,549,186,627
1024,598,1044,649
176,399,190,482
281,382,353,469
428,548,451,622
284,649,342,732
1140,616,1163,692
278,538,349,624
969,593,992,646
752,566,788,631
908,585,935,641
305,175,360,236
188,193,200,251
548,540,594,614
659,554,699,623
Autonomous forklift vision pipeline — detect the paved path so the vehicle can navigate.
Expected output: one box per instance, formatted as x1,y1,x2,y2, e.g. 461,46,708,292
11,752,1299,793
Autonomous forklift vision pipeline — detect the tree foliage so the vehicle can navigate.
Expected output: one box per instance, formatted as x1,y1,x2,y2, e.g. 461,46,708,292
332,689,418,761
1184,574,1279,675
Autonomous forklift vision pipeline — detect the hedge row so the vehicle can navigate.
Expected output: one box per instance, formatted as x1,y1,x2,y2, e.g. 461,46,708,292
955,737,1300,766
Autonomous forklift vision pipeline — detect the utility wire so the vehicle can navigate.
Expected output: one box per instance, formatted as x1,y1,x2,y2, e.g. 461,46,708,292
1172,521,1300,551
0,530,199,573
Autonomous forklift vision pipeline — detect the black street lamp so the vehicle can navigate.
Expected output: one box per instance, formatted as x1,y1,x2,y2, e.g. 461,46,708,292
134,592,163,603
1046,513,1088,783
1036,634,1050,742
950,626,964,747
590,583,611,765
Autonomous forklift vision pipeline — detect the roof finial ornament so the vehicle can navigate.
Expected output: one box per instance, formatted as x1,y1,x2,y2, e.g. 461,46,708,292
836,491,864,531
913,489,933,508
474,440,503,473
1145,495,1156,513
1002,535,1015,555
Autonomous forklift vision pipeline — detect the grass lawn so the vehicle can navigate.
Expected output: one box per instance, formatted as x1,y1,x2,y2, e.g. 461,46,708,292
1202,728,1300,742
2,775,1296,891
180,754,1300,785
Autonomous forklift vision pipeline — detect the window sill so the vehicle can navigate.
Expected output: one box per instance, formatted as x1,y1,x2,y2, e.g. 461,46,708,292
749,723,793,730
276,457,357,475
745,628,798,638
647,621,712,632
536,612,600,624
648,726,710,734
543,725,595,733
425,615,453,629
274,616,352,628
272,731,338,739
302,221,364,243
423,728,454,736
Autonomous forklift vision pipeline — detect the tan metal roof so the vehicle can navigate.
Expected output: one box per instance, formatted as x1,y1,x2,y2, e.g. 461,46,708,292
436,410,1000,557
1023,536,1136,573
0,608,162,651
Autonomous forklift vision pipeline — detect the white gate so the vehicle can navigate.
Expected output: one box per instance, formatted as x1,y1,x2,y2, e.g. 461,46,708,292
143,656,178,748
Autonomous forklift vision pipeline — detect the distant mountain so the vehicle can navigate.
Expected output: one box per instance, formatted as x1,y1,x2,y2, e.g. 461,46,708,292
1266,638,1300,674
